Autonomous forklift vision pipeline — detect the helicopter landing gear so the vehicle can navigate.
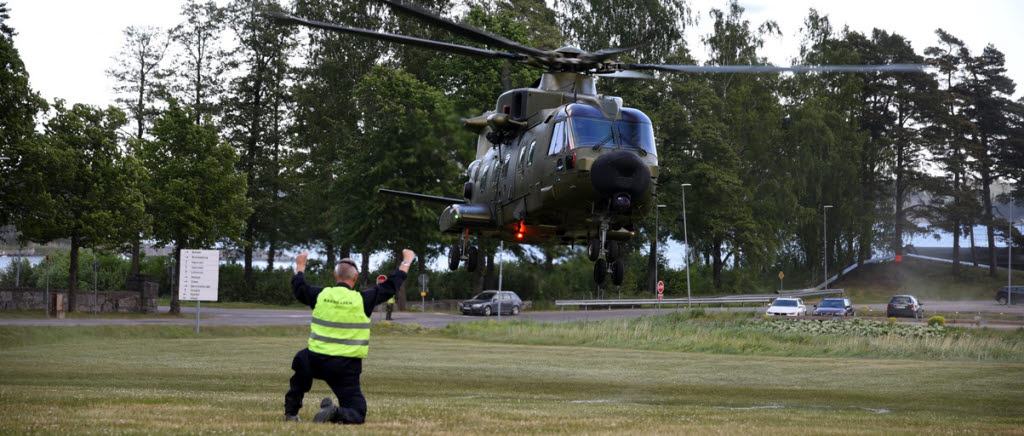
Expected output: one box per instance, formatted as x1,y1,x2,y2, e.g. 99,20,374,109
452,228,479,272
606,241,620,262
611,259,624,286
587,238,601,261
466,245,479,272
589,218,616,285
448,243,461,271
593,258,607,284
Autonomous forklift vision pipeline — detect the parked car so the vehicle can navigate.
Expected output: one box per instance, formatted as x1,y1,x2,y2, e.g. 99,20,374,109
460,291,522,316
766,298,806,316
887,295,923,319
995,286,1024,305
812,297,855,316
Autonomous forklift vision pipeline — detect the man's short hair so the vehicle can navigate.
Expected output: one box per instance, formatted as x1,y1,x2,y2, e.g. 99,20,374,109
335,259,359,281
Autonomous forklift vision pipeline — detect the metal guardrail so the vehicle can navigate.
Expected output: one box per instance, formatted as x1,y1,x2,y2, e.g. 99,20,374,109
554,289,845,309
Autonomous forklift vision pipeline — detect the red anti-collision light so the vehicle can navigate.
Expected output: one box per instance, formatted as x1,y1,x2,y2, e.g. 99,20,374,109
515,232,524,240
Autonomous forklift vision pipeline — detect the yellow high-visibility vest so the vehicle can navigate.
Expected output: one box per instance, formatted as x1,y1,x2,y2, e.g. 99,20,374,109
387,297,395,305
308,286,370,358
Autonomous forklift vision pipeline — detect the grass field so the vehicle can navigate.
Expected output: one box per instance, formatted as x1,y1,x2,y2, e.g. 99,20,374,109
2,320,1023,435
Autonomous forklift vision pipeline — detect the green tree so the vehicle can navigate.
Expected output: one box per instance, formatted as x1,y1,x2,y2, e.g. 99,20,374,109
16,101,147,311
960,44,1019,276
288,0,385,269
169,0,228,124
140,101,250,314
342,66,464,306
662,1,788,291
0,2,47,228
107,25,169,274
922,29,977,276
222,0,295,280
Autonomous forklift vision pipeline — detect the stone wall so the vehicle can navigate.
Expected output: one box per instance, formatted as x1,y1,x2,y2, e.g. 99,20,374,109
0,288,156,313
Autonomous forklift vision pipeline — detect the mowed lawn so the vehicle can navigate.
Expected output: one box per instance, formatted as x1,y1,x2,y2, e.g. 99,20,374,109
1,325,1023,435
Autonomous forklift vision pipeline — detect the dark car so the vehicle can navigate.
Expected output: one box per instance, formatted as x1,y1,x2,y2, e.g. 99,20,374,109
460,291,522,316
887,295,923,319
995,286,1024,305
812,297,854,316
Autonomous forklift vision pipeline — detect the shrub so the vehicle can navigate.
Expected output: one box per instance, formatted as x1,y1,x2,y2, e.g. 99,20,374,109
929,315,946,327
888,317,898,324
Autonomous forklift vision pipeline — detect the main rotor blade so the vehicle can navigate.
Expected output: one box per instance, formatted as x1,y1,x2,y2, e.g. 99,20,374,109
267,12,521,61
374,0,549,58
596,70,654,80
628,64,927,74
584,44,649,62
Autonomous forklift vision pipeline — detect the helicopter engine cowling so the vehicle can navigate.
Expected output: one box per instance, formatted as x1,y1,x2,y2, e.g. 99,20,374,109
589,150,651,202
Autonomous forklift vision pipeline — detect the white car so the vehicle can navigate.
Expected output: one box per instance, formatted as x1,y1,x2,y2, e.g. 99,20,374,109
766,298,806,316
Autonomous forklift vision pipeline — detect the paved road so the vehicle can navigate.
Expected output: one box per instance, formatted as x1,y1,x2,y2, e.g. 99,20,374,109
1,301,1020,327
863,300,1024,315
0,305,758,327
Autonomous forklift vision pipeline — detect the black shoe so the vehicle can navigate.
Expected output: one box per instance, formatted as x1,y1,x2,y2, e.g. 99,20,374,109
285,414,301,422
312,397,338,423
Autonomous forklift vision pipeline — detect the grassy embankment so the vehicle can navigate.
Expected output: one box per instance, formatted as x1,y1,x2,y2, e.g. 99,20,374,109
2,317,1023,434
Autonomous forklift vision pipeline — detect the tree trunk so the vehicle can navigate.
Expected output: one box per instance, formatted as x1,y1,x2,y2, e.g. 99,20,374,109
129,238,141,272
243,223,254,282
952,171,962,276
981,172,996,276
712,238,724,291
647,236,658,296
170,244,182,315
266,239,276,271
471,250,486,294
360,250,370,289
970,226,978,267
894,141,905,255
68,234,79,312
484,251,496,289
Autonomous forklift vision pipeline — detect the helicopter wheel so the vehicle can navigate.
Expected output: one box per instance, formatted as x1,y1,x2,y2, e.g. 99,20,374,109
588,238,601,262
611,259,624,286
466,246,479,272
593,258,607,284
606,241,620,262
448,244,461,271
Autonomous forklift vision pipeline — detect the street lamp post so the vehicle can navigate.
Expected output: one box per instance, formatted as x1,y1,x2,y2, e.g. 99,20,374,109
1011,218,1020,305
824,205,833,290
681,183,692,309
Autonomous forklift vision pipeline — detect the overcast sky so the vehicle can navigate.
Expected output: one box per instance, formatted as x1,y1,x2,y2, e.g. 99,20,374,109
6,0,1024,109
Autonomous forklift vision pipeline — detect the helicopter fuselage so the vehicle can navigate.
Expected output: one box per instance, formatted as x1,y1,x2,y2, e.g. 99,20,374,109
438,72,659,246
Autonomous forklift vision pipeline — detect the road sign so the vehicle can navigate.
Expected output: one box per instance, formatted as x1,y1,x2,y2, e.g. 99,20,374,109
420,291,426,297
418,274,429,287
178,249,219,301
895,254,903,263
376,274,387,285
657,281,664,294
778,272,784,279
657,293,663,300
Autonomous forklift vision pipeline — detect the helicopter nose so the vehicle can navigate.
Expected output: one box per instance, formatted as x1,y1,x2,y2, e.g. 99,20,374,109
589,150,651,199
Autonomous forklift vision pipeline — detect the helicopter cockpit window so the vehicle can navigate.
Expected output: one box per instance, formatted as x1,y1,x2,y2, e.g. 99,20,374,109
617,108,657,155
564,104,657,156
547,121,566,155
569,117,615,149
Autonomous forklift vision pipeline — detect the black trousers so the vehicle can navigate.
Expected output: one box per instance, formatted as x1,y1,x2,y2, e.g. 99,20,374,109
284,348,366,424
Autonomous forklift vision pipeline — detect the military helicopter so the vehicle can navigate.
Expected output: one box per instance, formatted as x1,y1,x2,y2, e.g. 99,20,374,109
271,0,923,286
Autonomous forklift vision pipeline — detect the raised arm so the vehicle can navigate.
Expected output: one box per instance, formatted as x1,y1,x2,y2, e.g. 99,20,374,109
291,252,323,308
